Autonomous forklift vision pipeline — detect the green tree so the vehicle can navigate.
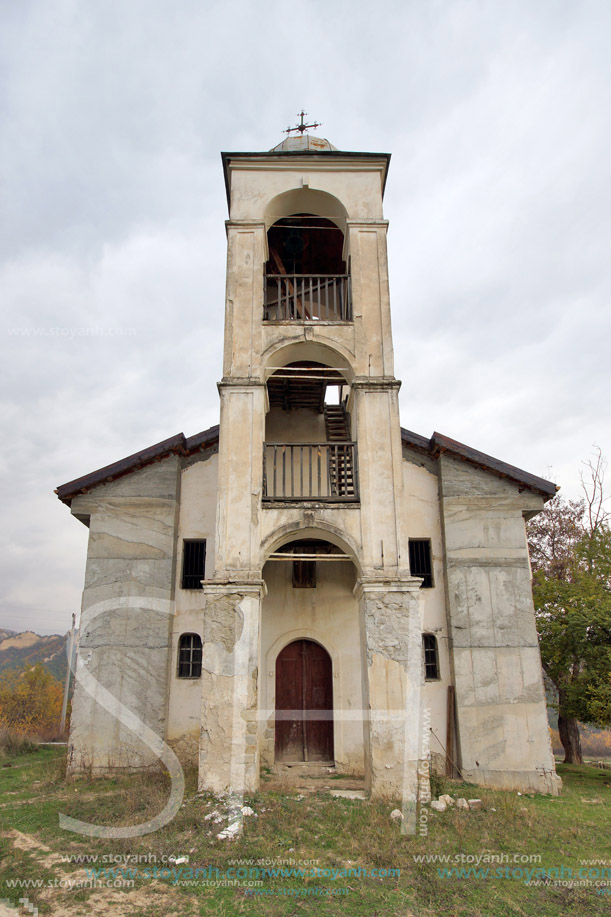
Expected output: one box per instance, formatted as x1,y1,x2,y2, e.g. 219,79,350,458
528,450,611,764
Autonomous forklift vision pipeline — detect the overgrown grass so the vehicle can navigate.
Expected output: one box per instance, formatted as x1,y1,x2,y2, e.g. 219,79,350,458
0,750,609,916
0,728,39,757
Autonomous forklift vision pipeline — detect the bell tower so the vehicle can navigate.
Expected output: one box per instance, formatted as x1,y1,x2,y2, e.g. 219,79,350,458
198,124,426,801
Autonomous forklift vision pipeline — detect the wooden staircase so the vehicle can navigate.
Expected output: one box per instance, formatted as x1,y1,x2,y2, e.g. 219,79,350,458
324,405,350,441
324,406,356,497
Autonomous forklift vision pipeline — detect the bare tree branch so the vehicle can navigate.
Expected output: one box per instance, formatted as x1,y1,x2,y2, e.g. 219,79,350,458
580,445,610,534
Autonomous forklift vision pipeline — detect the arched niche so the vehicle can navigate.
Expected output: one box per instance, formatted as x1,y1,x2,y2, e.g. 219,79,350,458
264,188,347,234
263,340,354,384
261,524,362,575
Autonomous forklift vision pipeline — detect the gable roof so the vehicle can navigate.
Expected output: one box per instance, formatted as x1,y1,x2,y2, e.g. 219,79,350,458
401,428,558,498
55,425,219,506
55,423,557,506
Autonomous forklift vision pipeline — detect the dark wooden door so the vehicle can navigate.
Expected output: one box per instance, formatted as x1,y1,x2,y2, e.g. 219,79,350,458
275,639,334,763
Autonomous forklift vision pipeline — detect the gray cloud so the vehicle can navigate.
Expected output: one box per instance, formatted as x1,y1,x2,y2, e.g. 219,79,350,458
1,0,610,633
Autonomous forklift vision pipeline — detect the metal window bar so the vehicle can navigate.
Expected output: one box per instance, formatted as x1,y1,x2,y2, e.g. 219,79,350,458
178,634,203,678
409,539,433,588
263,443,358,502
182,540,206,589
423,635,439,680
263,275,352,322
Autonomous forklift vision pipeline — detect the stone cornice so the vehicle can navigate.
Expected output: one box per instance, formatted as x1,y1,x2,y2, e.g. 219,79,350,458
346,219,389,230
351,377,401,392
225,219,266,231
217,379,266,391
202,579,268,598
354,576,424,599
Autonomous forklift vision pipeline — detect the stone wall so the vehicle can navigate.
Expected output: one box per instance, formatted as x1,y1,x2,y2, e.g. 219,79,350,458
438,455,561,794
67,458,181,774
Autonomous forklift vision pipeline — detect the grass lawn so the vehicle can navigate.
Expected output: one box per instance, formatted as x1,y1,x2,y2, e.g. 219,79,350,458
0,747,609,916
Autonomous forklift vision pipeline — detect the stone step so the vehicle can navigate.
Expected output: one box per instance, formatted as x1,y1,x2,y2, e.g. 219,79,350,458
262,763,366,794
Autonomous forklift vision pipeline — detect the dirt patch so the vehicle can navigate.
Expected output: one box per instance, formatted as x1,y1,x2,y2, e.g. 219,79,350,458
39,882,197,916
4,829,64,871
3,833,200,916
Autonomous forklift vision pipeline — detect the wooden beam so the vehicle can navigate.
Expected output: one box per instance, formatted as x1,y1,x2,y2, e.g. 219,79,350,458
446,685,456,778
269,246,311,319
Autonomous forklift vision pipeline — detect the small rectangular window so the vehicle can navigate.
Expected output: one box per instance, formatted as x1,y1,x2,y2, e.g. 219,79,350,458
423,634,440,680
181,539,206,589
292,542,316,588
293,559,316,588
409,539,433,588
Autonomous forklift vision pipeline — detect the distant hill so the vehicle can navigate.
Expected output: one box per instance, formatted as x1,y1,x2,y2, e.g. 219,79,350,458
0,628,17,642
0,631,71,683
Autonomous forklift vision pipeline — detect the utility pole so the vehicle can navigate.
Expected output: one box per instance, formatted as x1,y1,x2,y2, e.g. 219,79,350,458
60,613,76,735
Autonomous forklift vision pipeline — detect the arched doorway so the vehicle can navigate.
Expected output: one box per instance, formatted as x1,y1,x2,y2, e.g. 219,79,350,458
275,639,334,763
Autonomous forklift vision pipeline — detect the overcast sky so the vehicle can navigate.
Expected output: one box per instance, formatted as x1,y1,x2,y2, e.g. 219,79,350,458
1,0,610,636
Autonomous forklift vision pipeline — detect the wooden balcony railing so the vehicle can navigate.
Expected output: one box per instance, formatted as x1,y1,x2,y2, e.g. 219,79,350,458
263,442,358,502
263,274,352,322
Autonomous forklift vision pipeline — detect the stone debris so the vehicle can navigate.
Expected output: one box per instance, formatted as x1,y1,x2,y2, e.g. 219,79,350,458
439,794,455,807
241,806,256,816
430,800,447,812
203,811,224,823
390,809,404,821
330,790,366,800
467,799,482,810
217,821,241,840
456,798,469,810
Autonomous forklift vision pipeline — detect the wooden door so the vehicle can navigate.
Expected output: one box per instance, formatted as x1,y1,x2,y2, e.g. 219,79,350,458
275,639,334,763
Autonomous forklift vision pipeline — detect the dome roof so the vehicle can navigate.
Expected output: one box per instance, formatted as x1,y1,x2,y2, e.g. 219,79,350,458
269,133,338,153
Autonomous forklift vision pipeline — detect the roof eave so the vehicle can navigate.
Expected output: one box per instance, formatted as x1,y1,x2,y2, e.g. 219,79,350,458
401,427,558,499
221,150,392,212
55,425,220,506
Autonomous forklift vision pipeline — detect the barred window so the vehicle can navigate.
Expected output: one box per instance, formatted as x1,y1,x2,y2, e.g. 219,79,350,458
422,634,440,680
409,539,433,588
181,539,206,589
177,633,202,678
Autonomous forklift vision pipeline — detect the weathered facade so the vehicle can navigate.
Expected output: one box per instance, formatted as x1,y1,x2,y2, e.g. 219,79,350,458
56,132,561,799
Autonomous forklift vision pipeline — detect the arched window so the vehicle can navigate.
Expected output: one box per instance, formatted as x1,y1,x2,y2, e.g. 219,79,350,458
177,633,202,678
422,634,440,681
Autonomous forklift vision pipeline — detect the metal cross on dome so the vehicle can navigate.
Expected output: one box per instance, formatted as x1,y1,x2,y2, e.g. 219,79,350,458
284,110,321,136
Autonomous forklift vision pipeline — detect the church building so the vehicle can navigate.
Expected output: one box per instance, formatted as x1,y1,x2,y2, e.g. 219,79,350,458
56,125,561,800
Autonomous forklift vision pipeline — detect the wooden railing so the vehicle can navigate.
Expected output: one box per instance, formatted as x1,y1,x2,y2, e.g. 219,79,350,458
263,443,358,502
263,275,352,322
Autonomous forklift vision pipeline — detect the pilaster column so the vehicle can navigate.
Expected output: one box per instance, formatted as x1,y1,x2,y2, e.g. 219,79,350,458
222,220,266,379
352,379,408,574
198,581,265,794
214,381,266,577
355,577,425,800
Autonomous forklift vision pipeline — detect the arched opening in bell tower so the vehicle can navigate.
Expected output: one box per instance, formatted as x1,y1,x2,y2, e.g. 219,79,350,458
263,358,357,501
263,189,351,322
